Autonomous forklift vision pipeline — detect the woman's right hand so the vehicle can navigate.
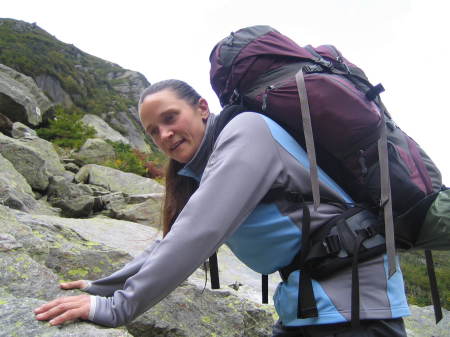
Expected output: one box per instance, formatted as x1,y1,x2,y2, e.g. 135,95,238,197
60,280,88,290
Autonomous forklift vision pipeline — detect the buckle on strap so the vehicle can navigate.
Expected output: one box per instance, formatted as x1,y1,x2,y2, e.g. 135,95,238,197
322,235,341,255
356,226,378,239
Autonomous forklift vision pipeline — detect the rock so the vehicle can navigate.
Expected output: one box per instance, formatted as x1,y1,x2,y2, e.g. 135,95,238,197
0,289,133,337
0,177,37,212
46,176,99,217
105,109,152,153
0,132,66,191
64,161,81,173
0,152,34,196
11,121,38,138
75,164,164,195
127,283,274,337
21,212,276,336
127,193,164,204
35,73,74,107
405,305,450,337
81,114,130,145
0,112,13,136
0,63,52,126
73,138,116,165
52,196,97,218
0,233,22,251
0,251,65,300
107,70,148,103
108,197,162,227
3,206,131,282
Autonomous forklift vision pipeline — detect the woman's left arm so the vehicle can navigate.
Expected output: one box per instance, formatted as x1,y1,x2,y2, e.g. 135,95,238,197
36,113,284,327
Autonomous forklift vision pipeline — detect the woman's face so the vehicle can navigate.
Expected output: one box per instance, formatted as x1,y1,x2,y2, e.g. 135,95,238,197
139,89,210,163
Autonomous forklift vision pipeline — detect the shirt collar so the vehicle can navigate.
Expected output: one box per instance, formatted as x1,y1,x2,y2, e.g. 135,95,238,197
177,113,218,181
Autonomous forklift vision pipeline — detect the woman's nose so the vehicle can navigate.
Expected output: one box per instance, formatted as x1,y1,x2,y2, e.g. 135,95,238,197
160,127,174,140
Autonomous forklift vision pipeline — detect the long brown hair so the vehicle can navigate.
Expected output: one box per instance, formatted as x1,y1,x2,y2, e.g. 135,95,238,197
138,80,202,237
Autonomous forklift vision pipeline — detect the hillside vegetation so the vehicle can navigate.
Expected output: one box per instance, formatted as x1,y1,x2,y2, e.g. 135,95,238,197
0,18,138,114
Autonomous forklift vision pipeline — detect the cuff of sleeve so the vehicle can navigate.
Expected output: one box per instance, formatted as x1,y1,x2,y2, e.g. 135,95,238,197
81,280,92,291
88,296,97,321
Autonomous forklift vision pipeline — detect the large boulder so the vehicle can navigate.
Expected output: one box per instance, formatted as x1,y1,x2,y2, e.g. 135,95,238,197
81,114,130,145
11,121,38,139
46,176,98,217
0,63,52,126
73,138,116,165
0,132,66,191
0,152,34,196
75,164,164,195
104,109,152,154
107,194,163,227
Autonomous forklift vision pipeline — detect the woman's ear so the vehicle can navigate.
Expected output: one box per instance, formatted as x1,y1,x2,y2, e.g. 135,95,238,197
197,98,210,121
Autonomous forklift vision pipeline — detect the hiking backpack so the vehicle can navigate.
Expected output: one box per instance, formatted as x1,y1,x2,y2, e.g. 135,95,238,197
207,25,446,325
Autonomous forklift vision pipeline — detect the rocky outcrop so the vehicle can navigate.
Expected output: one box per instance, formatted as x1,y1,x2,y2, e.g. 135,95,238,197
107,70,148,103
1,206,276,336
35,74,74,107
103,109,152,153
73,138,116,165
81,114,130,145
0,63,52,126
75,164,164,195
0,132,66,191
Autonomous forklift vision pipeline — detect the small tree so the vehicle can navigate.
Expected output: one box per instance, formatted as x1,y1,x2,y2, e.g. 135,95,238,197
36,106,96,150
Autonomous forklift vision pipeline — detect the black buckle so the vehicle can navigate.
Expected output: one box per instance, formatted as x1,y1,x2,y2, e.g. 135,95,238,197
323,235,341,255
357,226,378,239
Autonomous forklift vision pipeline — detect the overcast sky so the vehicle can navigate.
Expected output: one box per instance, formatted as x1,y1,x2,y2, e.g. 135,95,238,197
3,0,449,181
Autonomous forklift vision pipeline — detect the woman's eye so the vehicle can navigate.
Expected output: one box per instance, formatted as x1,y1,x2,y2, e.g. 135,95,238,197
164,115,174,123
149,127,159,136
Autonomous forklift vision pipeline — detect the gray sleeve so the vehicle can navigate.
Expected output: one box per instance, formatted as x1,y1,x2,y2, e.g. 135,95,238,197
91,113,284,327
83,240,160,296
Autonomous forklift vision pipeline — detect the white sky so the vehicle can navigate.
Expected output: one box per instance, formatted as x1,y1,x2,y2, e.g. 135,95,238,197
2,0,449,181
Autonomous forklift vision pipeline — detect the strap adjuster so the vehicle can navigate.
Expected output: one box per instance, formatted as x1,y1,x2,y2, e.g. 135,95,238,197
323,235,341,255
356,226,378,239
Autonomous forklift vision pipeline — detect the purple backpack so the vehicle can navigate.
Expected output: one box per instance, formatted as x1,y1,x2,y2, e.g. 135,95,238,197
209,25,444,324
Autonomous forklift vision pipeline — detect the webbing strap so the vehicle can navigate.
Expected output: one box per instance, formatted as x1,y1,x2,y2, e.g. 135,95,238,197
262,274,269,304
297,201,319,318
295,69,320,210
425,250,443,323
378,111,396,277
350,236,363,329
209,252,220,289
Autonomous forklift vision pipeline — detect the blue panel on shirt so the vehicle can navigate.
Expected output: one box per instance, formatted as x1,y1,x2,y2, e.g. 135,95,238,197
226,203,301,275
275,271,347,326
383,255,411,318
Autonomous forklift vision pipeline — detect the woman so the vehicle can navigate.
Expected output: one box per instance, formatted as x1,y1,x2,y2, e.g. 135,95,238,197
34,80,410,336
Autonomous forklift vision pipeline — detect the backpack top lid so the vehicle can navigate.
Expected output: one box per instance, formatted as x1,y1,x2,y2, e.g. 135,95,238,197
210,25,316,107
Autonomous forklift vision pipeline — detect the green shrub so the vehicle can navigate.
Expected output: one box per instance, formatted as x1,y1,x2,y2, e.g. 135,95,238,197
102,141,147,176
401,251,450,310
101,141,167,179
36,106,96,150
